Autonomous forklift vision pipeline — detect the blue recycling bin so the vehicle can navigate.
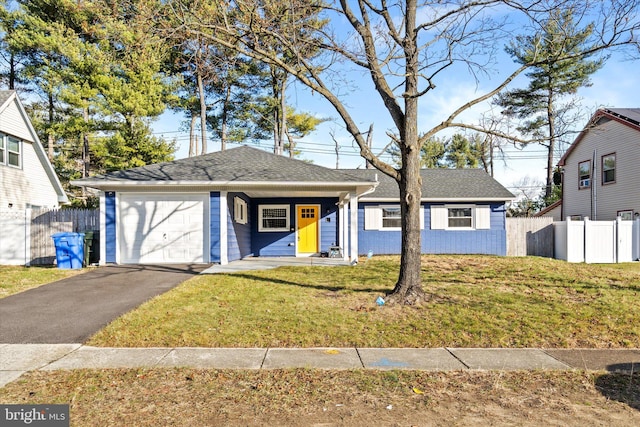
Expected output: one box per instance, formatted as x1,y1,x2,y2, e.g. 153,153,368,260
52,232,85,269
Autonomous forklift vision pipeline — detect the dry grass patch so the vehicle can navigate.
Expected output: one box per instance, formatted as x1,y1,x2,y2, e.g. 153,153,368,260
0,266,85,298
87,255,640,348
1,369,639,426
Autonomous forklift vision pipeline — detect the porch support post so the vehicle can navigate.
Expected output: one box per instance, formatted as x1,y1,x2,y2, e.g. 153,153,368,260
220,191,228,265
337,202,344,259
99,192,106,266
349,193,358,263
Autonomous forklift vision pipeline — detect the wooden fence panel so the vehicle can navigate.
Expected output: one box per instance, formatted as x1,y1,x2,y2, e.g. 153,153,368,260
29,209,99,265
506,217,554,257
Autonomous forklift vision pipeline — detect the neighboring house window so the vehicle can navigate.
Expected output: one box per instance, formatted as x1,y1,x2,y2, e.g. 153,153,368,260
7,137,21,167
578,160,591,189
602,153,615,184
234,197,247,224
258,204,289,232
0,135,21,168
364,205,424,230
431,205,491,230
617,210,633,220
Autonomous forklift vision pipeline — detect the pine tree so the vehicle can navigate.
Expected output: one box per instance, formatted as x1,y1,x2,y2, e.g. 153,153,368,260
495,9,604,199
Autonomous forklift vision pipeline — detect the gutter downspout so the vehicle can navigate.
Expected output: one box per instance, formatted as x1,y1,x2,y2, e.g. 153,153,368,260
592,150,597,220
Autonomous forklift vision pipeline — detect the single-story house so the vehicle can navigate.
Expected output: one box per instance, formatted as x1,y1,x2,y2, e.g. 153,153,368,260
72,145,514,265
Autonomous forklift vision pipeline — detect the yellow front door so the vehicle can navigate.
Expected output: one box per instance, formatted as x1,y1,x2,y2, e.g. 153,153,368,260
297,206,319,253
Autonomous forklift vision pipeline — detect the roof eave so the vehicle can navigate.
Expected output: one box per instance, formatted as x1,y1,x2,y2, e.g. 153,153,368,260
71,179,378,195
559,108,640,166
359,197,515,202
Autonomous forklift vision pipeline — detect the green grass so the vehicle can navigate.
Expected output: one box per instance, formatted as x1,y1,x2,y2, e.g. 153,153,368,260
0,265,85,298
87,255,640,348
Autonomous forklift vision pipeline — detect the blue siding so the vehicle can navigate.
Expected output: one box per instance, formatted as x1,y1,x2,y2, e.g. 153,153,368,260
227,192,253,262
358,202,507,256
251,197,339,256
105,192,116,263
210,192,221,263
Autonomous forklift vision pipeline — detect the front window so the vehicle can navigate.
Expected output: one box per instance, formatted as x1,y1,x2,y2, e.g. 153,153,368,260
617,210,633,221
578,160,591,189
258,205,289,232
602,153,615,184
448,207,473,228
381,206,401,228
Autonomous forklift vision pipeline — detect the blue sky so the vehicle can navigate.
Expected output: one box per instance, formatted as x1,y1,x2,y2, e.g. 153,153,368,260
151,7,639,200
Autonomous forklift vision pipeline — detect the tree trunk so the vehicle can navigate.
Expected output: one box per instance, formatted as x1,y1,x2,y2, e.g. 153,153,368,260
271,67,285,156
8,52,15,90
220,85,231,151
545,85,555,199
81,106,90,198
189,115,197,157
386,0,425,305
47,92,54,161
197,72,207,155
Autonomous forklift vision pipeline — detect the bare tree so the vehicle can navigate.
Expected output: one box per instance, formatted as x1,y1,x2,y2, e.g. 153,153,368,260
165,0,640,304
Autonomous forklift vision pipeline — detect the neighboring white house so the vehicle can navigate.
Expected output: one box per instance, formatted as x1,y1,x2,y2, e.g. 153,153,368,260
558,108,640,221
0,90,67,265
0,90,67,210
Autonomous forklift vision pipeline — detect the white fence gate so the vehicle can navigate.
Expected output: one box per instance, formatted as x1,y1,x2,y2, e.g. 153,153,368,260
0,209,30,265
554,217,640,263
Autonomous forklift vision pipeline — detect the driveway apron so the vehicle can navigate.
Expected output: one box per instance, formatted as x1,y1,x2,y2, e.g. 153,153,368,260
0,264,207,344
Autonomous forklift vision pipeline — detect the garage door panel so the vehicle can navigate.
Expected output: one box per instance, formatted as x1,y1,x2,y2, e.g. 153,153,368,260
120,194,206,264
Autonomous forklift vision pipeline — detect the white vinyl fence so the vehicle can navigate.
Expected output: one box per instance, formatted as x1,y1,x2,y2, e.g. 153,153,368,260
554,217,640,263
0,209,30,265
0,208,98,266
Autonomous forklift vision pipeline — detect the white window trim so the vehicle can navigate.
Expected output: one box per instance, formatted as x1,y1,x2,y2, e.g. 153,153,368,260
258,204,290,232
234,196,248,224
364,204,424,231
431,205,491,230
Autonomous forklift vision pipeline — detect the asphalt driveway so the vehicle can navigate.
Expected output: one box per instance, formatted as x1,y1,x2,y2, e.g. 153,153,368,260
0,264,207,344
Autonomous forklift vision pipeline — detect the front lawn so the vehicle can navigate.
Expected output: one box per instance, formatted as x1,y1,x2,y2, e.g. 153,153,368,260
0,266,85,298
87,256,640,348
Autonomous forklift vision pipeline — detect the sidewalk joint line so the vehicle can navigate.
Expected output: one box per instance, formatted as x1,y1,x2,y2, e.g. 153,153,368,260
37,343,84,372
153,348,175,367
354,347,365,368
259,348,269,369
445,347,470,369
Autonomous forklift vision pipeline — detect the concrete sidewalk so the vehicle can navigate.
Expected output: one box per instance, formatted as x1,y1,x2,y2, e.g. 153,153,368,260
2,345,639,388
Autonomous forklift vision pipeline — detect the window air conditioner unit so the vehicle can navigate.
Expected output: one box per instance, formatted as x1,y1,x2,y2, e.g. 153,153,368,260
580,179,590,187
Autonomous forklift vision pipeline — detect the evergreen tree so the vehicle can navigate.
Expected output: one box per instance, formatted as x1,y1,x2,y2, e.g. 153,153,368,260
495,9,604,198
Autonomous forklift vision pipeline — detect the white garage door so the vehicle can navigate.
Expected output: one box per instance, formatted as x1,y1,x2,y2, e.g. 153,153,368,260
119,194,206,264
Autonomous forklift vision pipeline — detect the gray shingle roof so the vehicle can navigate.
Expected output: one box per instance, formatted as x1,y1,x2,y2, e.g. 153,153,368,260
79,145,375,184
605,108,640,126
0,90,15,108
345,168,514,200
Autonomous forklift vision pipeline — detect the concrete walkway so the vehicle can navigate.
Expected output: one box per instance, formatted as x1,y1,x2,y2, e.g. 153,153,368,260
201,256,350,274
2,345,639,388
